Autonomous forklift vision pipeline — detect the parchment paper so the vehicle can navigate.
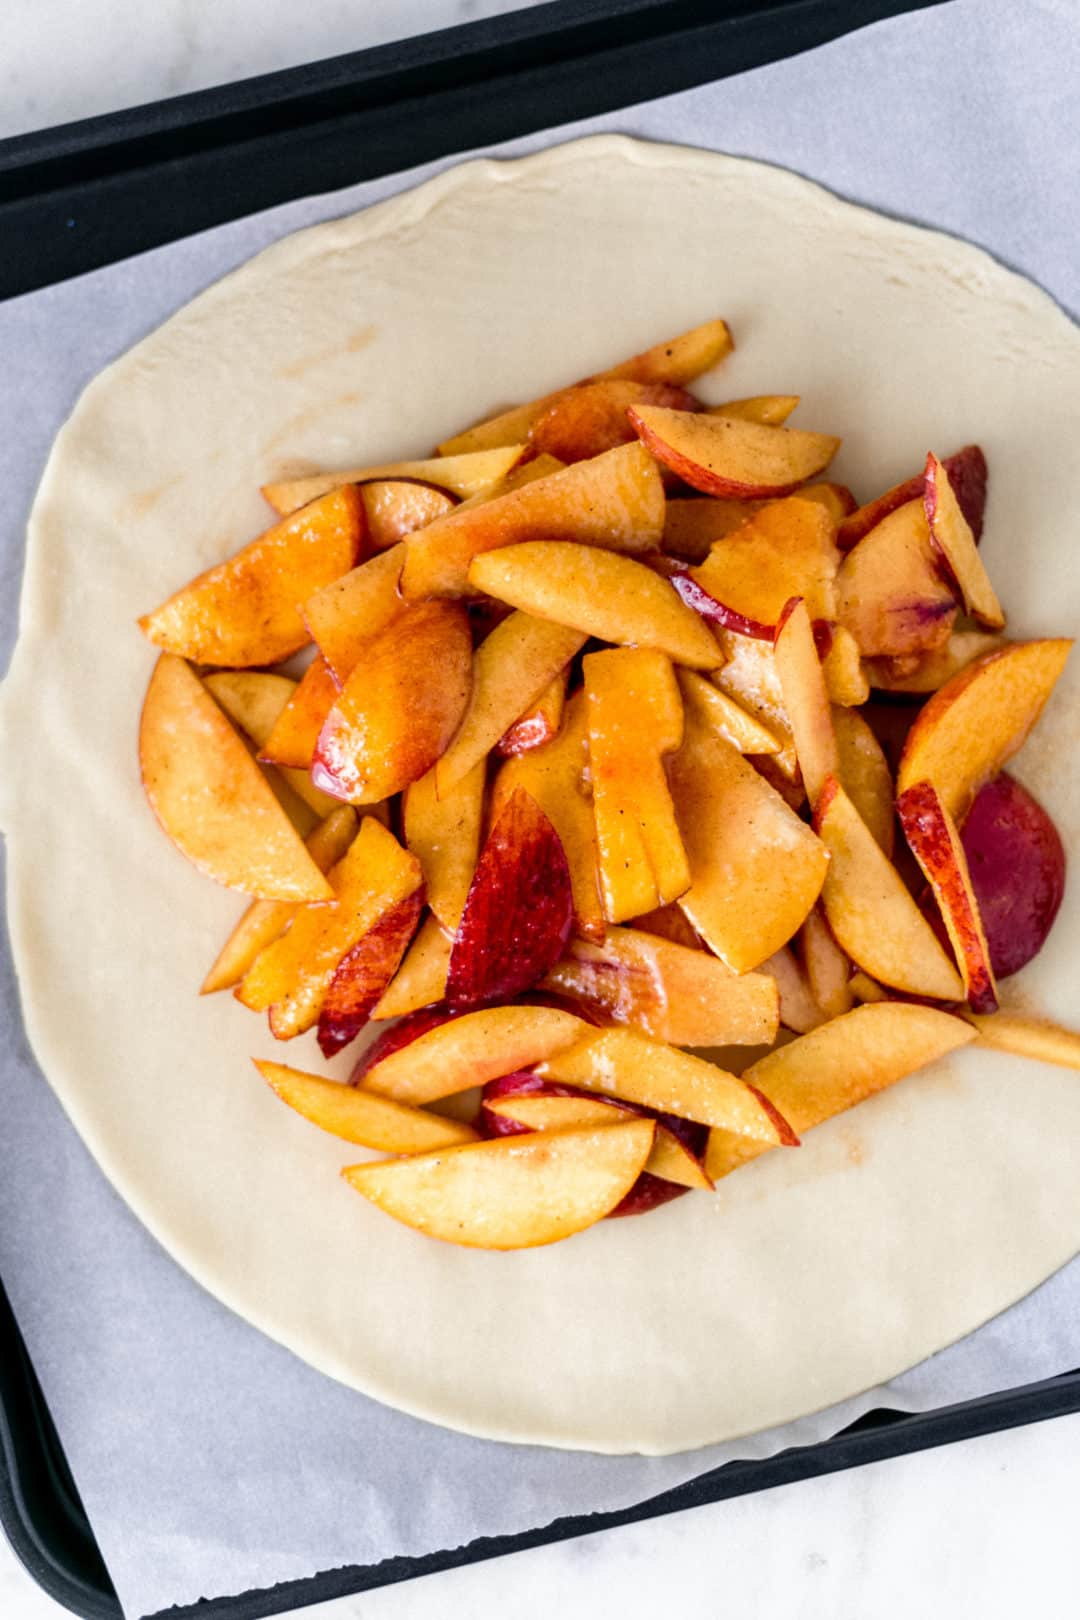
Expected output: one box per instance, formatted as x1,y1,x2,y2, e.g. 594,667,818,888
2,1,1078,1613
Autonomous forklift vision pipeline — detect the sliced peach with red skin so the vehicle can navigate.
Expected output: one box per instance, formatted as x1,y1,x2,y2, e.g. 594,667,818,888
140,655,333,902
302,547,404,686
261,446,523,515
773,596,838,810
960,772,1066,979
140,487,364,667
483,1091,712,1191
236,816,422,1038
924,453,1004,629
630,404,840,499
312,600,473,804
201,805,357,994
360,480,455,549
256,1059,477,1151
814,776,964,1001
836,498,957,659
470,542,722,669
667,675,828,971
539,1027,795,1143
497,669,568,757
680,496,839,640
585,648,690,923
898,779,998,1014
370,914,452,1019
317,887,425,1057
403,760,485,934
705,1002,976,1181
445,787,574,1010
543,925,778,1047
529,379,697,463
258,655,341,772
837,444,988,552
435,611,586,796
342,1118,656,1250
358,1003,587,1107
402,442,665,598
896,638,1073,821
491,690,605,942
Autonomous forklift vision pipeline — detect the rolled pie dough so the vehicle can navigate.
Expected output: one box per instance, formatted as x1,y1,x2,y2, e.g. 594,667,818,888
1,137,1079,1454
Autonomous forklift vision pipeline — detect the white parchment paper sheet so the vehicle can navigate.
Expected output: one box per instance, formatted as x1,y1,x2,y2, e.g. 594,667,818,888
1,1,1078,1613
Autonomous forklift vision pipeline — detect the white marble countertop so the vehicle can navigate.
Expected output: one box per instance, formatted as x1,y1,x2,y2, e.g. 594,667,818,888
4,2,1080,1616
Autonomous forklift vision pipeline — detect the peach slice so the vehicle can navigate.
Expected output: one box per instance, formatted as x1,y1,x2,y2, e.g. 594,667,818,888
836,498,957,659
964,1012,1080,1071
800,906,854,1019
470,543,722,670
497,669,568,757
484,1092,712,1190
446,787,574,1009
712,630,798,778
203,670,338,817
898,779,998,1014
402,442,665,598
705,1002,976,1181
760,945,826,1034
260,446,523,515
537,1027,795,1141
237,816,422,1038
403,759,485,933
360,480,455,549
961,772,1065,978
543,925,778,1047
706,395,799,426
201,805,357,994
849,972,889,1003
833,705,894,856
774,596,838,809
312,600,473,803
301,547,404,686
676,670,780,755
924,453,1004,629
139,487,364,667
821,625,870,707
434,319,734,457
359,1003,587,1106
662,497,763,561
814,776,964,1000
529,380,697,463
585,648,690,922
630,405,840,498
866,631,1005,695
629,904,704,951
896,638,1073,820
258,654,341,772
370,913,452,1019
435,612,586,796
255,1059,477,1151
681,496,840,639
140,655,333,902
491,689,605,942
318,888,425,1056
342,1118,655,1250
837,444,988,552
667,681,828,971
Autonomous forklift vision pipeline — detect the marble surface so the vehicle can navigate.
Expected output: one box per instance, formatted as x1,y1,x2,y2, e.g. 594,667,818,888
5,2,1080,1616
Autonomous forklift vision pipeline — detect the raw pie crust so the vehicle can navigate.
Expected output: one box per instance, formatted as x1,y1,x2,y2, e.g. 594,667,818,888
1,136,1079,1454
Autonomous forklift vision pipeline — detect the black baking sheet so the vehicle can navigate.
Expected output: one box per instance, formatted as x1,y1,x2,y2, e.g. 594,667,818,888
8,2,1080,1617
